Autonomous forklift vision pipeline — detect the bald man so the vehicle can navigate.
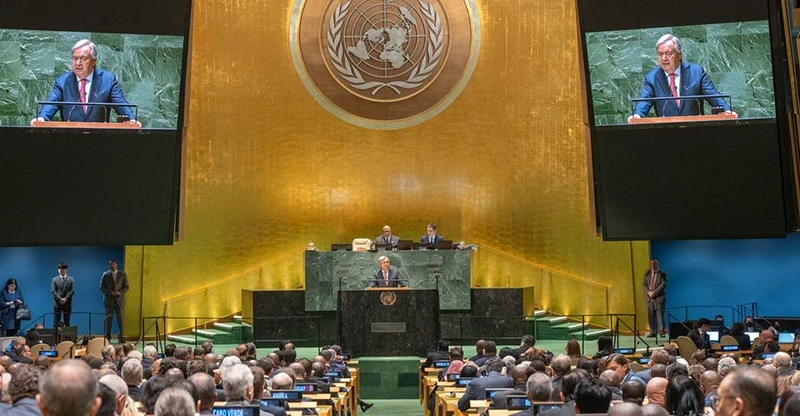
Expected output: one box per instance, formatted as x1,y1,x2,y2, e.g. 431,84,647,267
608,402,644,416
699,370,721,408
646,377,668,407
491,363,531,408
715,366,776,416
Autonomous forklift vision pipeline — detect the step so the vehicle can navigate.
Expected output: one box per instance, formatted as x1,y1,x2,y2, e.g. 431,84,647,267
192,328,239,344
582,329,612,339
167,334,215,345
535,316,567,324
233,315,243,324
553,322,589,331
533,310,547,317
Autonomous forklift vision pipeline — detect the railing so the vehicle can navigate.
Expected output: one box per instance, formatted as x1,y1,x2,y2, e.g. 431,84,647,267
471,244,611,323
665,303,760,328
140,315,325,353
19,312,110,338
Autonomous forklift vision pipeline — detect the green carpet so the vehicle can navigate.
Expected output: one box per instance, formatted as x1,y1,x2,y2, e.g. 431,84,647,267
361,399,423,416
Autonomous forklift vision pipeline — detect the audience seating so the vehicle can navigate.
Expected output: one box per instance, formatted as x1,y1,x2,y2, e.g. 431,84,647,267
675,335,697,360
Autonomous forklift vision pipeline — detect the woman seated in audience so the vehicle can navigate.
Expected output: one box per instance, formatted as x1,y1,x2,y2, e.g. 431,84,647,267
592,336,615,359
665,374,705,416
729,322,752,350
443,347,464,379
566,339,582,359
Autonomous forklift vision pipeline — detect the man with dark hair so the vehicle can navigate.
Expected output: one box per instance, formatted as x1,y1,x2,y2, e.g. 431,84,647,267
37,360,101,416
7,364,43,415
165,343,177,357
456,356,513,412
420,223,444,245
469,340,485,362
574,378,612,414
491,363,531,409
474,340,497,367
621,380,645,406
100,259,128,343
549,354,571,401
606,354,645,386
423,339,450,369
688,318,712,352
539,369,591,416
714,366,776,416
51,263,75,327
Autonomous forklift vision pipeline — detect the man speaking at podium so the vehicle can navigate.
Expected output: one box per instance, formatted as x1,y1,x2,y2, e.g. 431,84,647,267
629,34,736,121
369,256,406,288
31,39,139,125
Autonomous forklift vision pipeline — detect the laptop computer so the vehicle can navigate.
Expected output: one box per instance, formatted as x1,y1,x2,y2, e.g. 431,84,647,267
707,330,720,343
396,240,413,250
745,331,760,342
778,333,794,344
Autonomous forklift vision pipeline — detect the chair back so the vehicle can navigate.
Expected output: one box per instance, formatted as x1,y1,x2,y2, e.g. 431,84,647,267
30,343,50,357
352,238,372,252
675,336,697,360
720,335,739,346
55,341,75,358
86,337,109,357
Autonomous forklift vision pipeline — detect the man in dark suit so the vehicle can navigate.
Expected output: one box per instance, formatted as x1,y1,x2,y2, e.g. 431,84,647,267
629,34,736,120
51,262,75,327
491,363,532,409
457,357,513,412
369,256,406,288
689,318,712,353
420,223,444,245
32,39,139,125
375,225,400,246
643,259,667,336
100,259,129,343
422,339,451,369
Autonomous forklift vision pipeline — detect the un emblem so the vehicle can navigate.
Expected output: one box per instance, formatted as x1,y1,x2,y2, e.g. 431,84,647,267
290,0,481,129
380,290,397,306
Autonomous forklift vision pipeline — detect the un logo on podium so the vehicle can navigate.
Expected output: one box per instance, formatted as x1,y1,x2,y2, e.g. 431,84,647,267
380,290,397,306
291,0,481,129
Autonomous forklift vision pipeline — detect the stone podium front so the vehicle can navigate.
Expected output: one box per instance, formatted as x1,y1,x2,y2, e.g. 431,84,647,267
339,288,439,356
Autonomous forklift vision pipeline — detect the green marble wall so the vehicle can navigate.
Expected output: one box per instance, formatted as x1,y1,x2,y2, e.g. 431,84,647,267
304,250,471,311
0,30,183,128
586,21,775,125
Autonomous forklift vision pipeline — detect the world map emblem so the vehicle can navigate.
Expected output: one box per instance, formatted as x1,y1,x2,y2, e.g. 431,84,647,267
291,0,481,129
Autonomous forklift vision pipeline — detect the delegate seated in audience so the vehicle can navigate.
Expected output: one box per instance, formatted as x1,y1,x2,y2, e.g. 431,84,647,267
699,370,722,407
592,336,615,359
539,369,590,416
188,372,217,415
635,348,669,383
491,363,532,408
574,378,612,414
469,340,485,362
665,375,704,416
456,356,513,412
250,367,287,416
646,377,668,407
153,387,195,416
606,354,646,386
565,339,582,360
714,366,776,416
621,380,645,406
729,322,752,350
474,340,497,367
223,363,280,416
779,385,800,416
508,373,553,416
6,363,42,416
37,359,101,416
599,369,623,401
688,318,713,353
549,354,571,401
423,339,450,369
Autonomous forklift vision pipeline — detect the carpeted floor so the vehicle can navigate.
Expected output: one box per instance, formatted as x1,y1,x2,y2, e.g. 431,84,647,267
360,399,423,416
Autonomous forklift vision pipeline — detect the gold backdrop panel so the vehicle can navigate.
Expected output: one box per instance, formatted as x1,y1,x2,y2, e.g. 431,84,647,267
125,0,651,339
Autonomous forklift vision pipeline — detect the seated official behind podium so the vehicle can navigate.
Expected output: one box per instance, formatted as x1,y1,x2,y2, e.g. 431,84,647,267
420,223,444,245
375,225,399,246
369,256,406,288
31,39,139,125
629,34,736,121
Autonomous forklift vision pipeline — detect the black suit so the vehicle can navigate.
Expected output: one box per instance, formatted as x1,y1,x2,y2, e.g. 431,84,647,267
688,329,711,352
423,350,450,369
643,270,666,334
369,268,406,288
51,274,75,326
420,234,444,245
490,384,526,409
456,371,513,412
100,269,129,342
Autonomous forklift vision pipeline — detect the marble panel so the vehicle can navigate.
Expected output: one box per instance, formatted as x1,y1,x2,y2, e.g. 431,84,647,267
247,290,337,348
304,250,471,311
440,289,525,342
339,289,439,356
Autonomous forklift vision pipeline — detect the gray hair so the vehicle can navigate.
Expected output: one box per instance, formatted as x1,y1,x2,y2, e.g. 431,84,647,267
551,354,572,376
219,355,241,377
272,372,294,390
38,360,99,416
378,256,389,264
99,373,128,399
121,358,144,386
143,345,158,359
72,39,98,60
774,352,792,369
222,364,253,401
656,34,682,54
154,387,195,416
718,357,737,377
127,350,143,361
526,372,553,401
101,345,115,360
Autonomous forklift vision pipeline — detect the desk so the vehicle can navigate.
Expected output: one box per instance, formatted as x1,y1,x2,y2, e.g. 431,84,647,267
305,250,471,311
627,113,738,125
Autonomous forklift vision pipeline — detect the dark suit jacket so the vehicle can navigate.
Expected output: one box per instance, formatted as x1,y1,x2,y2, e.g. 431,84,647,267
688,329,711,351
642,270,667,303
369,268,406,288
420,234,444,245
4,397,40,416
224,399,277,416
38,68,135,122
456,371,513,412
100,269,129,308
634,62,730,118
374,235,400,245
51,275,75,307
423,350,450,370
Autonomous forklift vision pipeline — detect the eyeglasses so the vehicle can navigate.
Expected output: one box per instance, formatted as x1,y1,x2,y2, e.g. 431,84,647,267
72,56,92,63
709,391,722,410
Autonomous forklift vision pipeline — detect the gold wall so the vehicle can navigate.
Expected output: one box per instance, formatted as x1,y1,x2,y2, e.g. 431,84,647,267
125,0,652,337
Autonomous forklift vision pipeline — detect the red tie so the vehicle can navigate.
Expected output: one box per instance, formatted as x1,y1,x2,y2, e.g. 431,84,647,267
669,73,679,108
383,271,388,287
79,78,88,113
650,272,656,291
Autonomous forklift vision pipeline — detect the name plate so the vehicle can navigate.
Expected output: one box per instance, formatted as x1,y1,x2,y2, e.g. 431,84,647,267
371,322,407,333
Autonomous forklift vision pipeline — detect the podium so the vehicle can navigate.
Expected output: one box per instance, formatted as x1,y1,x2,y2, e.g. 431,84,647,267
628,113,738,125
31,121,141,129
339,289,439,356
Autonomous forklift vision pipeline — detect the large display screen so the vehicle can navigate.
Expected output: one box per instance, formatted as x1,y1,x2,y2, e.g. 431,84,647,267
0,0,192,246
578,0,796,240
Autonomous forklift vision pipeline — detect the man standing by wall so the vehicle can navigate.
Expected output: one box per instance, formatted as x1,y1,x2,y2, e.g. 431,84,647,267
100,259,128,343
51,263,74,327
643,259,666,337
